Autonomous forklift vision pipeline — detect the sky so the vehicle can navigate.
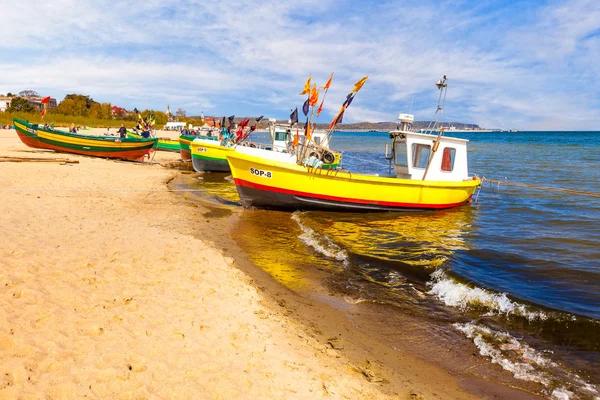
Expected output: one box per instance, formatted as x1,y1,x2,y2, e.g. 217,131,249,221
0,0,599,130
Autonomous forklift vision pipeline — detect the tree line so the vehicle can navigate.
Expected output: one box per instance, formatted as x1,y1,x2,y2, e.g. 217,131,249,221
2,93,172,126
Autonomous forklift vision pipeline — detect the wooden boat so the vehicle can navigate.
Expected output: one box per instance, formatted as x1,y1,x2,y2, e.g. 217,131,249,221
179,134,196,161
225,77,481,212
191,137,231,172
13,119,156,161
127,130,180,152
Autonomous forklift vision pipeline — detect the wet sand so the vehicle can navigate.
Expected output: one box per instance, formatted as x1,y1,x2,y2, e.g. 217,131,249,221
0,129,538,399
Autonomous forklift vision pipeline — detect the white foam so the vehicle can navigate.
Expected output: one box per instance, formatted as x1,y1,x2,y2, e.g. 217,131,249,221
291,212,349,266
427,269,548,321
454,322,599,399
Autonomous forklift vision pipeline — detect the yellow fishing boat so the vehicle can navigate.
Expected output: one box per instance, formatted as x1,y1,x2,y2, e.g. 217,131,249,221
226,76,481,212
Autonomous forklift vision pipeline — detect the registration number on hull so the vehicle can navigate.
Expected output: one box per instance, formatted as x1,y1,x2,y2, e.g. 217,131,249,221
196,147,207,152
250,168,272,178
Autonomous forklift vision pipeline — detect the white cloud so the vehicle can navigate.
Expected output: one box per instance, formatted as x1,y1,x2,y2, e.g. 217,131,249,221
0,0,599,129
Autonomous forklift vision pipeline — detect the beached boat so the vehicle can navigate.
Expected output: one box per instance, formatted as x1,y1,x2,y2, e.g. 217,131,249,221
179,134,196,161
127,130,180,152
190,137,229,172
190,121,340,173
13,118,157,161
226,77,481,212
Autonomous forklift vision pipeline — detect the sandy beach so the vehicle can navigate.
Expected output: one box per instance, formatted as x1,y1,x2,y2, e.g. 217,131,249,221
0,128,537,399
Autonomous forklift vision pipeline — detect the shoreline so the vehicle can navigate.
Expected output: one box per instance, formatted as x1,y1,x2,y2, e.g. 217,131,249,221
0,129,539,398
173,173,545,400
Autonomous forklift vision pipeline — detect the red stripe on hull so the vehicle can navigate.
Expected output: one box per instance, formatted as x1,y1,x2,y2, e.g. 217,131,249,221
16,132,150,161
234,178,472,210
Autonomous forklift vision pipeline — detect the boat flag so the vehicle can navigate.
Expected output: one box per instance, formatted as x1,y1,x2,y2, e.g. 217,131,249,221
299,75,311,95
221,116,226,130
40,96,51,104
293,126,299,146
316,101,324,116
40,108,46,117
350,76,368,94
239,117,250,128
322,73,333,90
304,118,312,140
256,115,264,122
290,108,298,125
344,93,354,107
316,73,334,117
329,104,347,130
228,115,235,125
309,84,319,106
302,99,309,116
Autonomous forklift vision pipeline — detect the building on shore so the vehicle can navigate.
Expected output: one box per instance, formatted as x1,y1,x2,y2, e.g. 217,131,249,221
0,92,57,112
0,96,12,112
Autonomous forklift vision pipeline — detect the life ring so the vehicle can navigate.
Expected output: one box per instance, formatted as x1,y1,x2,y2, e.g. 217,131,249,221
322,151,335,164
248,143,257,148
309,152,319,159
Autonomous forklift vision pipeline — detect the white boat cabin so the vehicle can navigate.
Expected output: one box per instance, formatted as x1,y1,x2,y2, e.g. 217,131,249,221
389,114,470,182
267,119,331,153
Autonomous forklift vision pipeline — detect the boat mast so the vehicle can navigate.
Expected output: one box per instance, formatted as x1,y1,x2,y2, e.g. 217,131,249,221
422,76,448,181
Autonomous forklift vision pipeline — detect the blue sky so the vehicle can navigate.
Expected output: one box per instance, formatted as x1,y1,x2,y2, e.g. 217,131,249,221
0,0,598,130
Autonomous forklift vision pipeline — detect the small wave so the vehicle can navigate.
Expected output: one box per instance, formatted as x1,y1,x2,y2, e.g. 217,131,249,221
291,212,349,266
454,322,599,400
343,295,367,305
427,269,549,321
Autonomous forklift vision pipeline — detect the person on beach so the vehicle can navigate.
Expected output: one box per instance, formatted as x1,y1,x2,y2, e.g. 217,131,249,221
118,124,127,138
69,123,77,133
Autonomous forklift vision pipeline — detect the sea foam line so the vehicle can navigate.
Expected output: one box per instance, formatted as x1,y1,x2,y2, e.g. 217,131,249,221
427,269,548,321
291,212,349,266
454,322,599,400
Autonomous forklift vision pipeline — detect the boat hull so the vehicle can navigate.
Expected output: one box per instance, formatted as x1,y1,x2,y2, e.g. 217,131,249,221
226,151,480,212
127,131,180,152
14,119,156,161
191,140,232,172
179,135,195,161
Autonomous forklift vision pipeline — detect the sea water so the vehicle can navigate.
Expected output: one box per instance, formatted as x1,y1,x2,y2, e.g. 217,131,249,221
178,130,599,399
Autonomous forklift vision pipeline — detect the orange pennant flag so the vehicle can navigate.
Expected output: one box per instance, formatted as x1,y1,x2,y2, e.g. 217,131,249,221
322,73,333,90
293,128,299,146
351,75,368,94
316,100,324,116
305,123,312,140
299,75,312,95
309,84,319,106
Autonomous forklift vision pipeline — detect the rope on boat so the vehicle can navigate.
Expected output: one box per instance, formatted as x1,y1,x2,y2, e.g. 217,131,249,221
481,177,600,198
340,152,391,171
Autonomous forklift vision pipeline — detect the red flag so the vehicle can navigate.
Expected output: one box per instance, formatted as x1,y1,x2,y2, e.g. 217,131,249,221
41,96,51,104
40,109,46,117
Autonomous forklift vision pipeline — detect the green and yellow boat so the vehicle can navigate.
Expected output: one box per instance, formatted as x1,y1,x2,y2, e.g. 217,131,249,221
14,119,156,161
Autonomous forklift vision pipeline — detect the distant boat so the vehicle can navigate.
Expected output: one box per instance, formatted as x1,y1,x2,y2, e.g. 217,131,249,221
13,118,156,161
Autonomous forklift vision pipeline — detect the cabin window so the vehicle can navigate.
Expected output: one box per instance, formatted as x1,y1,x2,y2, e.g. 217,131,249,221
412,144,431,169
274,132,286,141
441,147,456,172
394,141,407,166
